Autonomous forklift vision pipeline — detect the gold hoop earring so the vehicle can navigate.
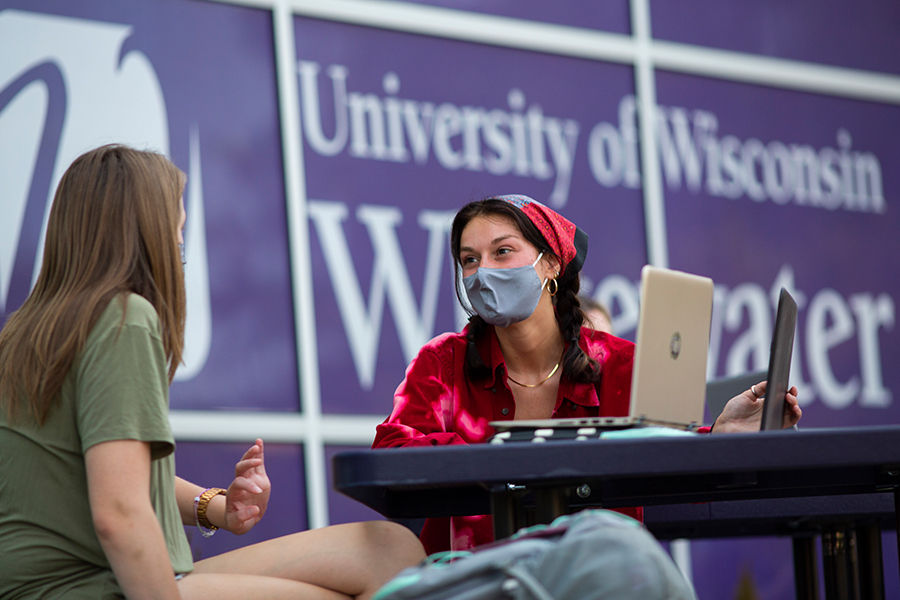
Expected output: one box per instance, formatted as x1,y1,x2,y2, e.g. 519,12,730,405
548,278,558,297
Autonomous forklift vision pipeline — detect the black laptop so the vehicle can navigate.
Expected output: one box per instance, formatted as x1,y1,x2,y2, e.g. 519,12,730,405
759,288,798,431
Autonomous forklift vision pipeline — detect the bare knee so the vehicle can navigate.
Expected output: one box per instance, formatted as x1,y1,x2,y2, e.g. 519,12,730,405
360,520,426,564
349,521,425,599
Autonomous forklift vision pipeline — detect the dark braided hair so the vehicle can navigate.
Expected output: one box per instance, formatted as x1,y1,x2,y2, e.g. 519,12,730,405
450,198,601,384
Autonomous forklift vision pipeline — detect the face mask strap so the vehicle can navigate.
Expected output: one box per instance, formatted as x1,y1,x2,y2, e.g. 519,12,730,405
534,252,551,291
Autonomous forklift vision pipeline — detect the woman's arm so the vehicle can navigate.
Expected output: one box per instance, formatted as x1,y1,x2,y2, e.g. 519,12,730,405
174,439,270,535
174,477,212,526
373,346,469,448
85,439,181,600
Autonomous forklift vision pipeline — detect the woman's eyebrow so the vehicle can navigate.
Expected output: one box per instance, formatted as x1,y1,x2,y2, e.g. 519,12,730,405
459,234,520,255
490,234,517,245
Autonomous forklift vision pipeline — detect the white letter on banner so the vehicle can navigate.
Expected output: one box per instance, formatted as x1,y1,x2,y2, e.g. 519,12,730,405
545,117,579,208
483,109,513,175
382,72,409,163
432,103,464,170
588,121,623,188
403,100,434,165
527,104,552,180
706,284,729,380
718,135,744,199
308,200,452,389
723,283,771,375
764,141,795,204
742,138,767,201
656,106,705,193
790,145,821,206
348,92,388,159
807,289,859,409
298,61,349,157
849,293,895,407
852,152,885,213
594,274,640,339
617,95,641,189
461,106,485,171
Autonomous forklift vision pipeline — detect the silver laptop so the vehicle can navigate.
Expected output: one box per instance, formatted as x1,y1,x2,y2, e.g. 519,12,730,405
490,265,714,439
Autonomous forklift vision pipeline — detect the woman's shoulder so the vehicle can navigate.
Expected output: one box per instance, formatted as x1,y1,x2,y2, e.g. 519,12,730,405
94,293,160,335
78,294,165,383
579,327,635,359
419,329,468,355
406,329,471,376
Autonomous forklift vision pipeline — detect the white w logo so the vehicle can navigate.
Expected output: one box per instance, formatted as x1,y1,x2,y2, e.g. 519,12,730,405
0,9,210,380
308,201,456,389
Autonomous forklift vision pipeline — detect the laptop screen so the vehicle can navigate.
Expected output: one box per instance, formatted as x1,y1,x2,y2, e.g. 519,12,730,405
628,266,714,427
759,288,798,431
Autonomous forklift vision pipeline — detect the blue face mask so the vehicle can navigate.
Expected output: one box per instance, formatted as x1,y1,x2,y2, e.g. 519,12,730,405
464,252,547,328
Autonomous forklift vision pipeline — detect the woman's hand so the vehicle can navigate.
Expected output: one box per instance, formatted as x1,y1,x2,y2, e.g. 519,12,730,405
712,381,801,433
223,439,271,535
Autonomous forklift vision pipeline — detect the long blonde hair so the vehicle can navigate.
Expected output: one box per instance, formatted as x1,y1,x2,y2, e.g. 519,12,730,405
0,145,187,423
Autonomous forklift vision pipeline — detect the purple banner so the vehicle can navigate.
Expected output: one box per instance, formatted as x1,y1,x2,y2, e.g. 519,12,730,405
655,70,900,429
295,16,646,415
0,0,298,411
650,0,900,76
4,2,900,594
391,0,631,34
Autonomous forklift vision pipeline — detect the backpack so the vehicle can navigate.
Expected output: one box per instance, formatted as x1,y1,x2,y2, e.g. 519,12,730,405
372,509,697,600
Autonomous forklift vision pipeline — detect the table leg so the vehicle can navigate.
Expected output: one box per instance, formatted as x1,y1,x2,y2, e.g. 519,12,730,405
855,523,885,600
534,487,567,525
847,527,861,600
792,535,819,600
896,487,900,589
491,487,516,541
490,484,534,540
822,527,851,600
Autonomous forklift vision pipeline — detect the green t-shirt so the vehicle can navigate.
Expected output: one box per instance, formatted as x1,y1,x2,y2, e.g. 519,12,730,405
0,294,193,599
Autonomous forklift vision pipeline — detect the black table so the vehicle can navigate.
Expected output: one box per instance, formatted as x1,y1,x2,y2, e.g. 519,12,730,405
333,426,900,600
643,495,896,599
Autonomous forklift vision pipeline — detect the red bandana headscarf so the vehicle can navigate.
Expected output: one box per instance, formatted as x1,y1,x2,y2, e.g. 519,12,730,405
494,194,588,275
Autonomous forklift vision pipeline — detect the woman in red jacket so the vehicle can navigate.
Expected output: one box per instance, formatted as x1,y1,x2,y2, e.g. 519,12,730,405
373,194,800,554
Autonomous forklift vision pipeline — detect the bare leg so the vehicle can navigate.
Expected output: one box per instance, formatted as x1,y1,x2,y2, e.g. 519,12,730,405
178,573,351,600
185,521,425,600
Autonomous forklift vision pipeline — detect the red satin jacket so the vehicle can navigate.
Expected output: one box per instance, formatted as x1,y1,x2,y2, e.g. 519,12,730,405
373,326,642,554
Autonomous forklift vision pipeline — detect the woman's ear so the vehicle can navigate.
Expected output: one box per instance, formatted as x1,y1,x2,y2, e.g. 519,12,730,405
541,253,561,279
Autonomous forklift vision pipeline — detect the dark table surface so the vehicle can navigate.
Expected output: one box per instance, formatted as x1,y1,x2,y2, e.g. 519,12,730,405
643,494,896,540
333,425,900,521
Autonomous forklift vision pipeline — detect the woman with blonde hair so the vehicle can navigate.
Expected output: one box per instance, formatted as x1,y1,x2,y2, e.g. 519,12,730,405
0,145,424,600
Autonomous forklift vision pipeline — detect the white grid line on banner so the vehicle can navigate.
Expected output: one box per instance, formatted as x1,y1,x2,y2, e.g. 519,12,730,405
272,0,329,529
211,0,900,103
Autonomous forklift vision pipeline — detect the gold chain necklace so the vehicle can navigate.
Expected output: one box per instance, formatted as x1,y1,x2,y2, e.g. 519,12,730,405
506,359,561,388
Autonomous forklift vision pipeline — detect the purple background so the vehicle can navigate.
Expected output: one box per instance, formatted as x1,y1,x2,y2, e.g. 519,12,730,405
657,70,900,428
392,0,631,34
650,0,900,76
0,0,300,412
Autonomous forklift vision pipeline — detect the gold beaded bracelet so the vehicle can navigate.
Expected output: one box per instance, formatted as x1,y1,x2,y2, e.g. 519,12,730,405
194,487,227,538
